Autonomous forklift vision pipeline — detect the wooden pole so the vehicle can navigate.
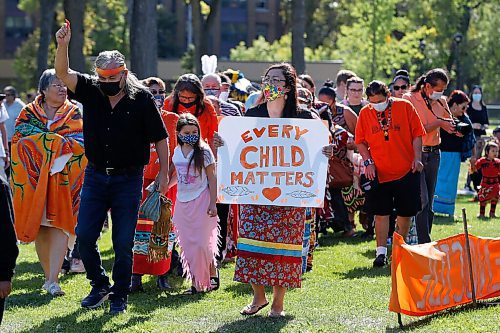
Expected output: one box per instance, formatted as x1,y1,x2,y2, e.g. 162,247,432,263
461,208,477,307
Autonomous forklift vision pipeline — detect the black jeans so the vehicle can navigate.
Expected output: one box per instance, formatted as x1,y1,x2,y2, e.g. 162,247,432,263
0,297,5,325
76,167,143,299
416,150,440,244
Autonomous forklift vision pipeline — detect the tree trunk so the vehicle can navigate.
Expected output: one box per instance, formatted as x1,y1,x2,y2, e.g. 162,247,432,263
192,1,202,75
130,0,158,78
192,0,220,75
37,0,58,79
291,0,305,74
64,0,86,72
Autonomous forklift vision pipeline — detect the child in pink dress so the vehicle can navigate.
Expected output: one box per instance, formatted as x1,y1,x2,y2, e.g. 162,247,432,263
170,113,219,294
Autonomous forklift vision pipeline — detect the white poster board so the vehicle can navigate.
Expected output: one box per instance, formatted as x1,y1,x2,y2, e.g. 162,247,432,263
217,117,329,207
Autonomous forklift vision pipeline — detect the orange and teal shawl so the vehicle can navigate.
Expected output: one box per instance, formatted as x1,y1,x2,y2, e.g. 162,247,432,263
10,96,86,242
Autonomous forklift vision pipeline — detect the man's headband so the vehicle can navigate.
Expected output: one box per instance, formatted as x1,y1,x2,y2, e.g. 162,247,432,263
96,65,126,77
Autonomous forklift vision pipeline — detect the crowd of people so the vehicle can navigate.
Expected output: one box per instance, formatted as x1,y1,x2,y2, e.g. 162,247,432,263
0,19,498,323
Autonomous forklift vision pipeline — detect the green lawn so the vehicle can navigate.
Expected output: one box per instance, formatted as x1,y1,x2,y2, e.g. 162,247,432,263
2,164,499,333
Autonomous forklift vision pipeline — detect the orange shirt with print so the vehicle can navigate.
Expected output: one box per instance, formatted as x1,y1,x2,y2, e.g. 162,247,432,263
144,111,179,180
163,96,218,144
355,98,426,183
403,92,450,147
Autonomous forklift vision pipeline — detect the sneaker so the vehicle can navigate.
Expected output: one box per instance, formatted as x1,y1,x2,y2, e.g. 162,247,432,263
130,274,144,293
47,282,65,296
373,254,387,267
156,275,172,291
81,285,111,309
69,259,86,274
109,297,127,315
42,281,49,291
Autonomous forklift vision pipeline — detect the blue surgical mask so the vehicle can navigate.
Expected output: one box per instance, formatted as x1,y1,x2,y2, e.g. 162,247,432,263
178,133,199,146
371,99,388,112
472,93,482,102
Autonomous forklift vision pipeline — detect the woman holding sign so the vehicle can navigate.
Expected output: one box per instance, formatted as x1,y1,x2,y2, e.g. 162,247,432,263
215,63,332,317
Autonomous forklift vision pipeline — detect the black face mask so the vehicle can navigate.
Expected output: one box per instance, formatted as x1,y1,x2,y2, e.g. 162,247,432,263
99,80,122,96
179,100,197,109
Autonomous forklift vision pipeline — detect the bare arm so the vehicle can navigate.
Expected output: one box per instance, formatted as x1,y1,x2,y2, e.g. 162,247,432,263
411,136,424,172
356,141,376,180
55,20,78,92
155,138,170,193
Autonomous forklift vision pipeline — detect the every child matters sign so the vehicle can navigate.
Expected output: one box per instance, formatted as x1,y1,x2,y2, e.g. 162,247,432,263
217,117,329,207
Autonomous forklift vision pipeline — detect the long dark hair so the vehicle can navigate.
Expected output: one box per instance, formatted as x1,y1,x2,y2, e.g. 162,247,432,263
176,113,205,176
469,85,486,107
261,63,299,118
412,68,449,92
170,74,206,117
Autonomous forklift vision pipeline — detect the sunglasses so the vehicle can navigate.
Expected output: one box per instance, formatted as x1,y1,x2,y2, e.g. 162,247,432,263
393,85,408,91
150,89,165,95
5,93,14,97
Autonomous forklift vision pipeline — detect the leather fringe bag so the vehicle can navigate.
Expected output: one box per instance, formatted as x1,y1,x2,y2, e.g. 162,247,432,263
138,182,173,262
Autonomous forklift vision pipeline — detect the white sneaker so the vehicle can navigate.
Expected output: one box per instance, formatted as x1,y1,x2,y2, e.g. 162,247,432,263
47,282,65,296
69,259,86,274
42,281,49,290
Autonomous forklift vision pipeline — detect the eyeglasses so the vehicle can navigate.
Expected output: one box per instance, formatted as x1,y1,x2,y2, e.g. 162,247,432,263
348,88,363,93
393,85,408,91
261,76,286,85
5,93,14,97
150,89,165,95
50,84,67,90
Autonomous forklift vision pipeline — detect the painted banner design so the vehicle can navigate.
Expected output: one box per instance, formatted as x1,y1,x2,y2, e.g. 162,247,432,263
389,233,500,316
217,117,329,207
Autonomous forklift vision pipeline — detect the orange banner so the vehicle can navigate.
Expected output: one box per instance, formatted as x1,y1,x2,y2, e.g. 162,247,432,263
389,233,500,316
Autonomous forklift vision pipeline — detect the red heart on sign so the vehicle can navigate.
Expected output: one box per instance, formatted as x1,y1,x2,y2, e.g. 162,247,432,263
262,187,281,202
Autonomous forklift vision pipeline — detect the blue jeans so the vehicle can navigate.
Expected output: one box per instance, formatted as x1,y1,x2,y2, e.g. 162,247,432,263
416,150,440,244
76,166,143,299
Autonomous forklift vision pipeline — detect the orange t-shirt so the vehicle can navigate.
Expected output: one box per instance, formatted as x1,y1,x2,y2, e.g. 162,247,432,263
355,98,426,183
163,96,218,144
144,111,179,180
403,92,450,147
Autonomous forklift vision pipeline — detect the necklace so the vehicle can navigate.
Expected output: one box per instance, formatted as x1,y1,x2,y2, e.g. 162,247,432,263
376,99,392,141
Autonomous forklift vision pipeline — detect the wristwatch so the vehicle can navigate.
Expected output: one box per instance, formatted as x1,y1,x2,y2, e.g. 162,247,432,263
364,159,374,167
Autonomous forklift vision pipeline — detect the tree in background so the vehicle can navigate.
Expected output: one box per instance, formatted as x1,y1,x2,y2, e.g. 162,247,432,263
191,0,220,75
291,0,305,74
63,0,86,72
130,0,158,77
37,0,58,79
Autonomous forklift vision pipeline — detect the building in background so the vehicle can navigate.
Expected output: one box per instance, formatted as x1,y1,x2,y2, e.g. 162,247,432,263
0,0,34,57
0,0,283,59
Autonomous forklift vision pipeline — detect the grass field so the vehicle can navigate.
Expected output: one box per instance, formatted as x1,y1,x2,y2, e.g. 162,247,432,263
2,165,499,333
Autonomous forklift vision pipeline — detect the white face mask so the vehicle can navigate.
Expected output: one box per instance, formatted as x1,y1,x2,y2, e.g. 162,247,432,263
430,91,444,100
371,99,388,112
219,91,229,101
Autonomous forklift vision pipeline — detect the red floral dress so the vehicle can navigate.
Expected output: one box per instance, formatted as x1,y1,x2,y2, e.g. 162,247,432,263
234,205,305,288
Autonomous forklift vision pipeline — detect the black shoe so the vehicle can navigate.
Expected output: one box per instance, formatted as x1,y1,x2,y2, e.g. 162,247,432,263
130,274,144,293
373,254,387,267
156,275,172,290
81,285,111,309
109,296,127,315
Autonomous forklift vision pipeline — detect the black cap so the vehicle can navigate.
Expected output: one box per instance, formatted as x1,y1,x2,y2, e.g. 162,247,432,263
493,126,500,134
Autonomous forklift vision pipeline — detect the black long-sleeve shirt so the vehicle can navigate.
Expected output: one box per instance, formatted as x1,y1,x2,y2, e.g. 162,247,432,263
0,176,18,282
